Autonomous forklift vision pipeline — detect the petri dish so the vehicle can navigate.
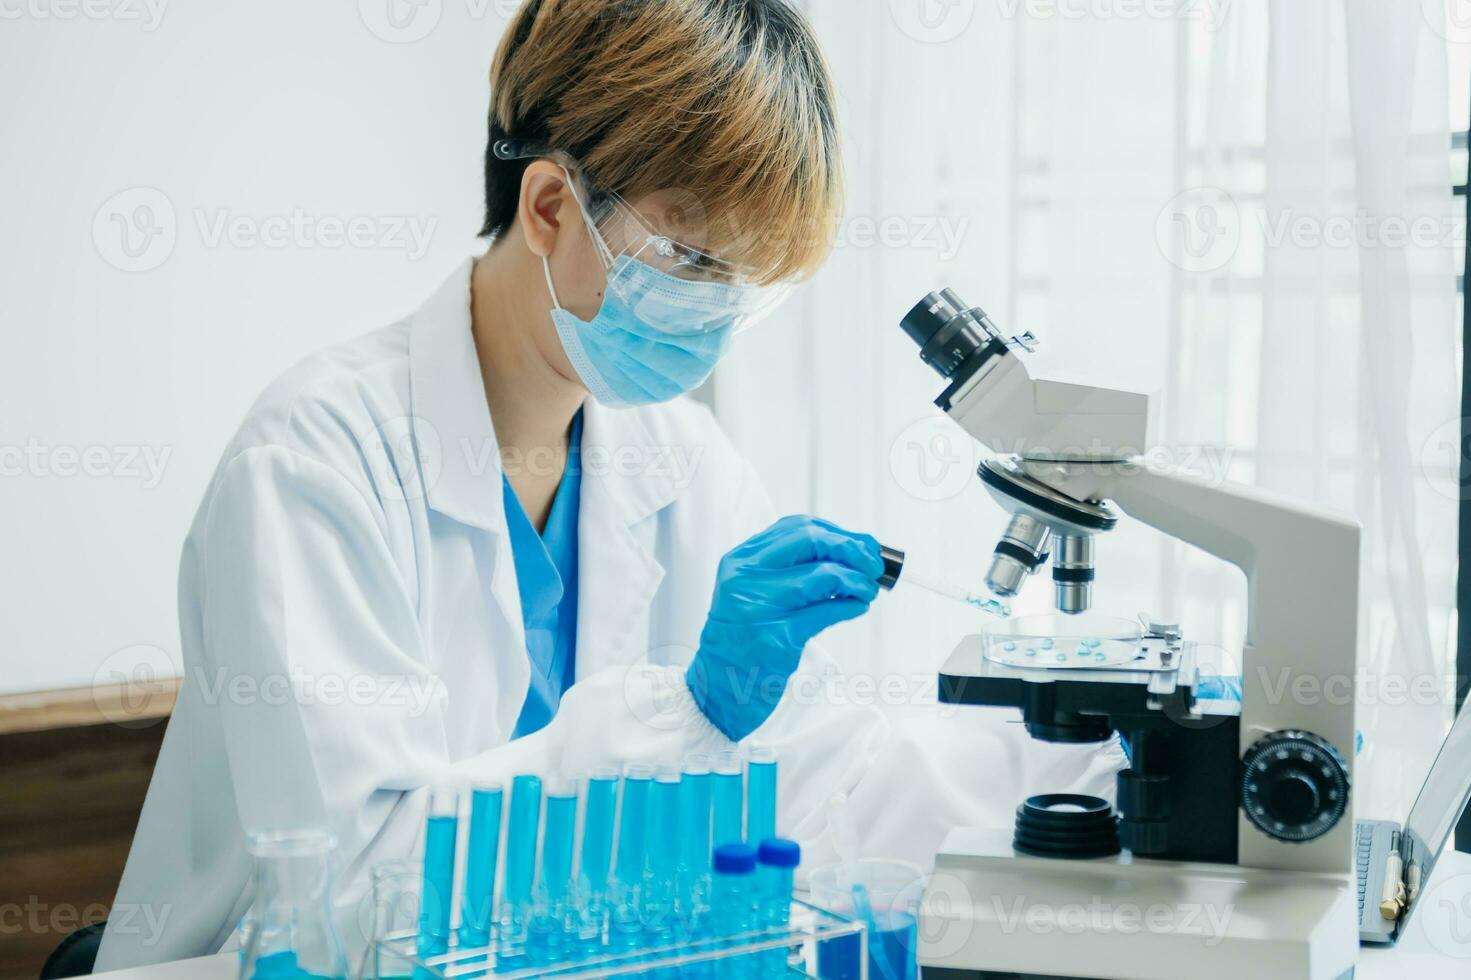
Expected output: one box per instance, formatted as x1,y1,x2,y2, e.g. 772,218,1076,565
983,613,1145,669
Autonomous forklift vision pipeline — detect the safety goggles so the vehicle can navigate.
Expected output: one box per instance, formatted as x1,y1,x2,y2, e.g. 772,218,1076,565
493,140,793,334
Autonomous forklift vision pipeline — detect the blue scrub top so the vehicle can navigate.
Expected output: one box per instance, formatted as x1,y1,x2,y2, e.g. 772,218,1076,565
507,411,582,739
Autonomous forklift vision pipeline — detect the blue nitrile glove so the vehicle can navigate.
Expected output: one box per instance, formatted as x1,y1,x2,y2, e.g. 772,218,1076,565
687,515,885,742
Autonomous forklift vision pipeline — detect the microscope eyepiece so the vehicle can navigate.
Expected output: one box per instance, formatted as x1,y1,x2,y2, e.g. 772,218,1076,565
900,289,1006,380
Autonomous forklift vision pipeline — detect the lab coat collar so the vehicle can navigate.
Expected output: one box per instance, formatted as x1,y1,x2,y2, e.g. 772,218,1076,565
408,257,687,533
408,258,507,534
580,399,682,527
406,256,689,698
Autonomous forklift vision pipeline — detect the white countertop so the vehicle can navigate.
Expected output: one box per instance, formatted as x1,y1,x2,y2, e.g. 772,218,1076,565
93,853,1471,979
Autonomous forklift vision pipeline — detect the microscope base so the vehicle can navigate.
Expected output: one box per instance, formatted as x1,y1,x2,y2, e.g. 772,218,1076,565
919,828,1357,980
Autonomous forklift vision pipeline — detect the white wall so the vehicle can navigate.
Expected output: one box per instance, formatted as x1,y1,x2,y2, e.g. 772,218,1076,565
0,0,519,694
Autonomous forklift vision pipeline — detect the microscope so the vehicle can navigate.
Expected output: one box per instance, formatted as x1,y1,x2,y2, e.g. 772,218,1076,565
898,291,1361,980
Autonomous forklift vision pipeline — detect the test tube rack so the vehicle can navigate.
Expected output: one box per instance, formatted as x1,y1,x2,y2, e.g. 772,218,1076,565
370,899,867,978
370,753,868,978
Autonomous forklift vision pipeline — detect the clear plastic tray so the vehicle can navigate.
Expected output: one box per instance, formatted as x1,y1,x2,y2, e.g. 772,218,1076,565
982,612,1146,669
369,899,867,979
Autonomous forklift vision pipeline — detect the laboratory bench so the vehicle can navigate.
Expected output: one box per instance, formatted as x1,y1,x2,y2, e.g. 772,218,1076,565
85,852,1471,980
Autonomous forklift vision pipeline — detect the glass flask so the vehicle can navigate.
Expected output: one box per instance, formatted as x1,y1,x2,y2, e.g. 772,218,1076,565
238,828,350,980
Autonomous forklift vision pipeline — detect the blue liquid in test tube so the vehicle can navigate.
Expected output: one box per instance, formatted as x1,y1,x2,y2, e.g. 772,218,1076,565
498,774,541,971
459,783,503,950
609,764,653,954
643,767,682,954
711,844,758,980
711,751,743,848
677,756,713,918
576,767,619,951
755,839,800,976
418,787,458,959
530,776,577,964
744,749,777,845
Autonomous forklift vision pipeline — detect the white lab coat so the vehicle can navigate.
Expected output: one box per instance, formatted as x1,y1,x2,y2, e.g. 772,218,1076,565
96,259,1125,972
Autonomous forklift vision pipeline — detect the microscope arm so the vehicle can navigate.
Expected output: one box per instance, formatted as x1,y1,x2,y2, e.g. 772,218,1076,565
1027,460,1360,874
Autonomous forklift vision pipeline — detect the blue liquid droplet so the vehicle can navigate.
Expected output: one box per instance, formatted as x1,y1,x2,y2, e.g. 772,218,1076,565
1025,648,1037,657
1041,638,1055,650
1056,653,1067,662
1003,642,1016,652
1083,638,1101,649
1095,652,1107,662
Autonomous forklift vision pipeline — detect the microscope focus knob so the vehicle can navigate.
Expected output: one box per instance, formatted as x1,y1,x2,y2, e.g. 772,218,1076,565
1240,730,1350,843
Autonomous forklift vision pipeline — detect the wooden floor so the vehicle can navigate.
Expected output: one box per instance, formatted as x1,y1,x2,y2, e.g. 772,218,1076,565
0,686,173,980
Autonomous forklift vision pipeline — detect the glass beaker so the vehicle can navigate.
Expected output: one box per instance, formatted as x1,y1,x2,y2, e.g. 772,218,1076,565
810,859,926,980
238,828,349,980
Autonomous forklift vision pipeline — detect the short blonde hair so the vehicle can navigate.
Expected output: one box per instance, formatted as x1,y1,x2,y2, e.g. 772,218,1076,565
483,0,843,283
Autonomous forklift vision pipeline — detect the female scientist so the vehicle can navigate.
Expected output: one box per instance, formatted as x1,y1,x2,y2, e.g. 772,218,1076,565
98,0,1122,968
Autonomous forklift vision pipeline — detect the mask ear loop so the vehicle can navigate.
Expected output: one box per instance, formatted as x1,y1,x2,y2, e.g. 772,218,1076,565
544,164,617,315
542,255,564,313
547,161,626,310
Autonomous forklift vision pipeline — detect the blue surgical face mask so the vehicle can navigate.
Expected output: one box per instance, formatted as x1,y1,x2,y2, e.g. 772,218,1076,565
543,254,736,408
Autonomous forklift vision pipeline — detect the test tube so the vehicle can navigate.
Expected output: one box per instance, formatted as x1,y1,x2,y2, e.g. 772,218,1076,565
418,787,458,957
499,774,542,965
541,777,578,906
754,839,800,977
711,751,744,848
531,776,578,963
459,783,504,950
756,840,799,926
677,755,713,916
610,764,653,951
745,749,777,845
711,843,758,977
643,767,682,945
576,767,620,950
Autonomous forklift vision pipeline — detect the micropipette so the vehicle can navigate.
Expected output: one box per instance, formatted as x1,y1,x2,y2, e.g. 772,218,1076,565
878,544,1011,617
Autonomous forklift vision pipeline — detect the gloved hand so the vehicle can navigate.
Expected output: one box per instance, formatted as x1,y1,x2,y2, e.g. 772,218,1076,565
687,515,885,742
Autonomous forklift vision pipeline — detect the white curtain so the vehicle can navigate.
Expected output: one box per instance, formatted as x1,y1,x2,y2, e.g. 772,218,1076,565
715,0,1461,816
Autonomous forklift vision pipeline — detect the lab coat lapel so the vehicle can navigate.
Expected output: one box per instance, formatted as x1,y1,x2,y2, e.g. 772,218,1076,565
575,401,677,678
408,259,527,689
